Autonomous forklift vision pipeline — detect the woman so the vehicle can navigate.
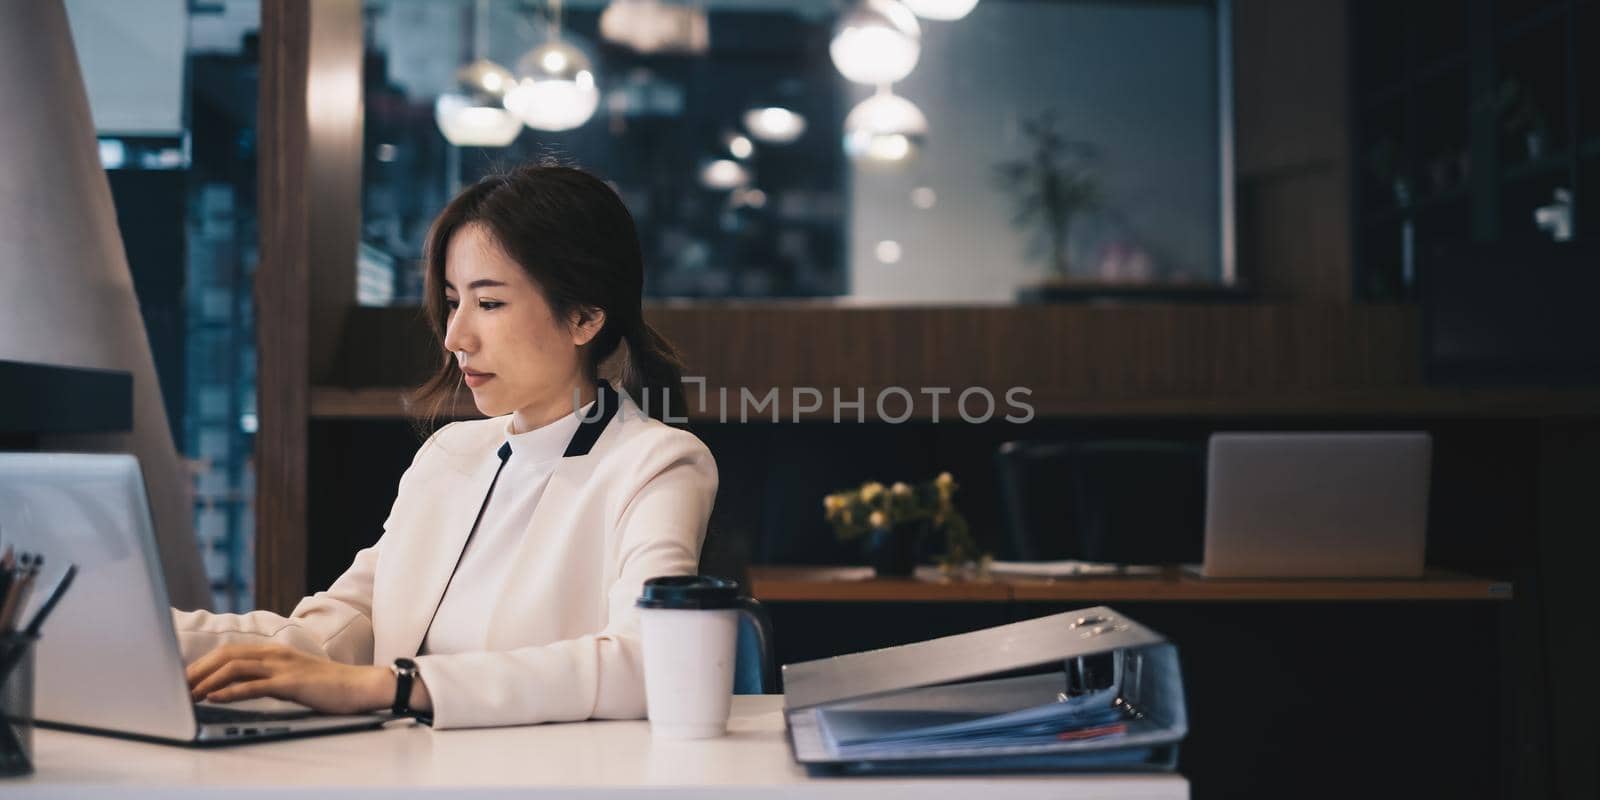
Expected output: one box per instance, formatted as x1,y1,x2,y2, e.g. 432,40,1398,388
175,164,718,729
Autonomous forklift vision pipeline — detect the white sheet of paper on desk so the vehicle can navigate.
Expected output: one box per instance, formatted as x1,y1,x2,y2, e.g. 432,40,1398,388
986,560,1164,577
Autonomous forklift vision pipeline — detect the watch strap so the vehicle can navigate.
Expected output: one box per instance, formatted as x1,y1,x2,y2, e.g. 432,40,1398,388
391,657,424,722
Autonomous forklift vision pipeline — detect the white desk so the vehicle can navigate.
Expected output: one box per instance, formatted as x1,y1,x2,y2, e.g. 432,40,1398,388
11,696,1188,798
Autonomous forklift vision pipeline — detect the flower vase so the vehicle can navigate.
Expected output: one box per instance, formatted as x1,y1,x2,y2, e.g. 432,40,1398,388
865,521,925,577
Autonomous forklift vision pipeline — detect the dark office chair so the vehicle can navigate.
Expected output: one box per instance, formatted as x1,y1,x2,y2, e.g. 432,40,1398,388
733,599,778,694
698,525,778,694
996,439,1075,561
995,439,1205,565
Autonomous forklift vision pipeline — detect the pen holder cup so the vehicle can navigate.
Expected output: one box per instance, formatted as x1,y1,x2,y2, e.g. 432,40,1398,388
0,633,37,777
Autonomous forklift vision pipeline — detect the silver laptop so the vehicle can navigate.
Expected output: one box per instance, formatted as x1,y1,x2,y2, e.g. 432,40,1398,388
1195,433,1431,578
0,452,389,744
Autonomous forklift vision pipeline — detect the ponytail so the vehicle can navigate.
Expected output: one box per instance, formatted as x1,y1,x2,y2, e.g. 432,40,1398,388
617,318,688,425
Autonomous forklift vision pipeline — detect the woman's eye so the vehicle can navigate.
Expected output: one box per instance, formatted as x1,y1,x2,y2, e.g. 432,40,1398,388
478,300,504,311
445,298,460,310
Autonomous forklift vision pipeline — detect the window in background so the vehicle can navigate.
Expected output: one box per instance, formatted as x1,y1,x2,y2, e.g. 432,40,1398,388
184,2,261,612
358,0,1234,305
846,0,1229,302
361,0,848,304
71,0,262,611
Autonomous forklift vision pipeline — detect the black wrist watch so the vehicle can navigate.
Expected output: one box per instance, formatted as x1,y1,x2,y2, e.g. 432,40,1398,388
390,657,420,718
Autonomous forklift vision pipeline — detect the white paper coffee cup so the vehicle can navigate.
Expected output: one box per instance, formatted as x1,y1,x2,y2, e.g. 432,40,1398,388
636,576,763,739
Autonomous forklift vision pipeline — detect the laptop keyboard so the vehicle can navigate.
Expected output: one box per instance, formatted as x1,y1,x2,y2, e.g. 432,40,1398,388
193,704,319,724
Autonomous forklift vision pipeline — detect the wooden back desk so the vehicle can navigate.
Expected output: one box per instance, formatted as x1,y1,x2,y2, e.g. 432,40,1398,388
747,566,1513,604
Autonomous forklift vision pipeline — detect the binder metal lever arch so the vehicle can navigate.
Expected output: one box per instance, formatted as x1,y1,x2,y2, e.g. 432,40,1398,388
781,606,1187,774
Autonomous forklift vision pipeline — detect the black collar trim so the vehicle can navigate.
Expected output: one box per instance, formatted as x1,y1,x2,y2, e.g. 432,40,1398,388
563,379,619,458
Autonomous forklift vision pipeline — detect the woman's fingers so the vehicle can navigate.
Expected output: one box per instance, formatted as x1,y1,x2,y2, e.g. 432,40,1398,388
204,677,284,704
186,644,244,684
181,645,351,711
186,644,290,687
190,658,271,701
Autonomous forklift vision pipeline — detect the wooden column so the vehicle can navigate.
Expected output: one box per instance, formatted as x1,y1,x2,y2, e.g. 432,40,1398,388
258,0,363,614
1232,0,1353,301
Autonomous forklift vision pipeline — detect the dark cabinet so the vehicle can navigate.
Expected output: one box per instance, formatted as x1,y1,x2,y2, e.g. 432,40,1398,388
1351,0,1596,300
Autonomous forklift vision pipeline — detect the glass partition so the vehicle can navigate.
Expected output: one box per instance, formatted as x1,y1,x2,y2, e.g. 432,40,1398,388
359,0,1233,304
69,0,262,611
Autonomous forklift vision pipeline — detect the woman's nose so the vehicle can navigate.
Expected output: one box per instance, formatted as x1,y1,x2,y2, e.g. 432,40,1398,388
443,309,474,354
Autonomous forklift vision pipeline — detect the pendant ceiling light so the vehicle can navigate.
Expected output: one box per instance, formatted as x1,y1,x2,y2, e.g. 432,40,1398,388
724,131,754,160
435,0,522,147
742,106,807,145
902,0,980,21
599,0,709,55
699,158,750,190
843,87,927,163
700,129,756,190
829,0,921,86
504,0,600,132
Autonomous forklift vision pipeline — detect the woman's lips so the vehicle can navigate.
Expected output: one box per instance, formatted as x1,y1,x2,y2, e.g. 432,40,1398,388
462,369,495,388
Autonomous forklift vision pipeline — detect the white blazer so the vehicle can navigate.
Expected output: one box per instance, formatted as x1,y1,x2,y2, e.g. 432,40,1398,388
173,382,719,729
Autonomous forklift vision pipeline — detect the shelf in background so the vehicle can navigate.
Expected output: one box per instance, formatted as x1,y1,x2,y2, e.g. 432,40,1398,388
0,359,133,435
1358,55,1471,109
1362,188,1471,224
312,384,1600,421
311,386,477,421
746,566,1513,604
1500,152,1575,183
314,303,1600,421
1495,0,1572,43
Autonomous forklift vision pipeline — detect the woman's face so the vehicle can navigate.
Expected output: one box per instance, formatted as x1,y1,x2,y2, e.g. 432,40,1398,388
442,223,600,422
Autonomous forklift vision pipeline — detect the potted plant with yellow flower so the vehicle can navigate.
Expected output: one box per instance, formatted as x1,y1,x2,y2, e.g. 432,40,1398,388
823,472,983,577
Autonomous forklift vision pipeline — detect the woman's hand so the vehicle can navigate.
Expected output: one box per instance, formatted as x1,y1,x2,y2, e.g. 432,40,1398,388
185,643,393,715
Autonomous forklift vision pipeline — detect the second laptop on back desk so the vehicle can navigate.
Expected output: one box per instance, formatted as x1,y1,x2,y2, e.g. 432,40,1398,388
996,432,1432,580
1192,432,1431,579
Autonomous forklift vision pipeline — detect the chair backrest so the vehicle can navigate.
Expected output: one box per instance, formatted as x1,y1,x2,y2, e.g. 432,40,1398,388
996,439,1205,564
733,599,778,694
995,440,1075,561
1069,440,1204,564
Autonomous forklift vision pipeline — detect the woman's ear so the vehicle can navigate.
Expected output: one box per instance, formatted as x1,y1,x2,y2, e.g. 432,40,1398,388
570,305,606,347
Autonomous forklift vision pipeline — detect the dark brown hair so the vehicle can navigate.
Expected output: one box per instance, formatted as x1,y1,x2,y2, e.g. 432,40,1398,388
412,163,687,429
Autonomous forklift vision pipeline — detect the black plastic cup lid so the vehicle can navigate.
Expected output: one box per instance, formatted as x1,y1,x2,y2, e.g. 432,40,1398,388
636,575,744,609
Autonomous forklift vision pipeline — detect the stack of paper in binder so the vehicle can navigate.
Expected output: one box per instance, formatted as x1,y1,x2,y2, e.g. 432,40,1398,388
781,606,1187,774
